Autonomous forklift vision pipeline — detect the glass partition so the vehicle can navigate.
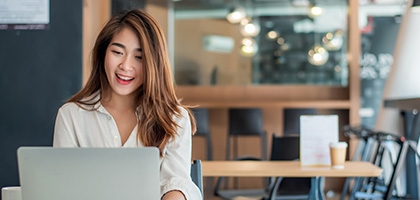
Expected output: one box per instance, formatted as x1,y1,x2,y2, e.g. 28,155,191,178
173,0,348,86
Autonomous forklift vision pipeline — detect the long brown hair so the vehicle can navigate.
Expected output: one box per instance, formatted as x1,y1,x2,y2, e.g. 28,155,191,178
68,9,196,154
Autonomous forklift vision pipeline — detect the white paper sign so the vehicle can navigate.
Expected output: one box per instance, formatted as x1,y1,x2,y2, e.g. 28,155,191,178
299,115,338,166
0,0,49,30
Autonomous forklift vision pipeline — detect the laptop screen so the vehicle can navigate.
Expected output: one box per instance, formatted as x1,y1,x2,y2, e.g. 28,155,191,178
17,147,160,200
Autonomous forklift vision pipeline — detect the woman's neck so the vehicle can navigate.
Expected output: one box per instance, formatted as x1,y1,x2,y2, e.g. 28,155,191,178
101,93,136,112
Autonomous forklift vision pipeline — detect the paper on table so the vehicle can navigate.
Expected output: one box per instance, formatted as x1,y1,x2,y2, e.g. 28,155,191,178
299,115,339,166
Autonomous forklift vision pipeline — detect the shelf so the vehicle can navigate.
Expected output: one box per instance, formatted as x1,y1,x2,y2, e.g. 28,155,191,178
176,85,350,102
181,100,350,109
384,98,420,111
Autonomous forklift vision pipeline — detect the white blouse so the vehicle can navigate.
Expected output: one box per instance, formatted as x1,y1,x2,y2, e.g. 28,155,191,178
53,102,202,200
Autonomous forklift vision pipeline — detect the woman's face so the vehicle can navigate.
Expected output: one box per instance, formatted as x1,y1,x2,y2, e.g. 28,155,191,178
104,27,144,99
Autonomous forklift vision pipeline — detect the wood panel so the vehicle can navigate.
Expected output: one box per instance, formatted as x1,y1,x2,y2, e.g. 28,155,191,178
176,85,350,102
82,0,111,85
346,0,362,164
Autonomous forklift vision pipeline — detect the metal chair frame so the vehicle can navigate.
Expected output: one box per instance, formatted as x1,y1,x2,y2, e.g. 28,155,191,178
343,124,420,200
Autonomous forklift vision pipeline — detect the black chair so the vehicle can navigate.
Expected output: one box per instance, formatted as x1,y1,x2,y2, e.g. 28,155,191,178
350,131,406,200
226,108,268,160
283,108,317,136
340,125,377,200
343,125,418,200
190,159,203,196
192,108,213,160
214,108,268,199
403,110,420,199
266,134,311,200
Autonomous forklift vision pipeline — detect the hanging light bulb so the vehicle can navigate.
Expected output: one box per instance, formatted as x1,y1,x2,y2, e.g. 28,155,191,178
226,6,246,24
240,37,258,57
308,44,329,66
308,4,323,18
310,6,323,16
239,18,260,37
266,30,279,40
322,30,344,51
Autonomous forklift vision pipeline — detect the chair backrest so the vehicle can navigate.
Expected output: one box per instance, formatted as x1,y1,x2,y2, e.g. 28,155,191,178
407,111,420,142
190,160,203,196
268,134,311,199
270,134,300,161
192,108,210,136
283,108,317,136
227,108,267,160
192,108,213,160
228,108,264,136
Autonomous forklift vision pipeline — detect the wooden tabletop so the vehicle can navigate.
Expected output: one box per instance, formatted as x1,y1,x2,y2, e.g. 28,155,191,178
201,161,383,177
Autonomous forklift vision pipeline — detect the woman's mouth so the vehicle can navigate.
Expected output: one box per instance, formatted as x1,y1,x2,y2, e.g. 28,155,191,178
116,74,134,85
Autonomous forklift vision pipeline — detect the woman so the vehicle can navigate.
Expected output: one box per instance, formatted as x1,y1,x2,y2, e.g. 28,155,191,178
53,9,202,200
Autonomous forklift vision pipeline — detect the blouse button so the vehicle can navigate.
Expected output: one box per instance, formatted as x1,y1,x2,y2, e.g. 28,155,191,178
107,115,112,121
113,136,119,140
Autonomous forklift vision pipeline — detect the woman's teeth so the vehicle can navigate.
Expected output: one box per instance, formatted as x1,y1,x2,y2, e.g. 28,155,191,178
117,74,134,81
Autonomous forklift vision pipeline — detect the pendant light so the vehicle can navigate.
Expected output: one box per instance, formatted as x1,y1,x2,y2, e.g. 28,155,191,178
322,30,344,51
240,37,258,56
308,44,329,66
239,17,261,37
239,0,260,37
307,2,329,66
226,6,246,24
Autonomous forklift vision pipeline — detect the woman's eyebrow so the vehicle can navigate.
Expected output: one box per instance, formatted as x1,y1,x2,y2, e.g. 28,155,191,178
110,42,125,49
110,42,142,52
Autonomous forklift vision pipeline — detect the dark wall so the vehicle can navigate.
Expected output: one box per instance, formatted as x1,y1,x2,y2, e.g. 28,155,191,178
112,0,145,14
0,0,83,191
360,17,400,129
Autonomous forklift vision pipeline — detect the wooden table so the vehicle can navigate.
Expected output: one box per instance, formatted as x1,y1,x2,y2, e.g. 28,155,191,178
202,161,382,200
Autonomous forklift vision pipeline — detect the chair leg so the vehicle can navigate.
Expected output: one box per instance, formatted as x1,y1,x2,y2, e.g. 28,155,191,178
206,134,213,160
340,177,352,200
268,177,283,200
308,177,325,200
226,136,231,160
340,139,368,200
384,141,409,200
261,132,268,160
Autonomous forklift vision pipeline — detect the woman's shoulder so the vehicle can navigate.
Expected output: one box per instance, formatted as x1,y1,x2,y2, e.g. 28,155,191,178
59,102,79,110
57,102,82,114
59,92,100,111
174,106,191,121
177,106,188,116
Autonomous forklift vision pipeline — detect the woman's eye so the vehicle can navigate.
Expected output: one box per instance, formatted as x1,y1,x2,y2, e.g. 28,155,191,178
135,56,142,60
111,50,123,55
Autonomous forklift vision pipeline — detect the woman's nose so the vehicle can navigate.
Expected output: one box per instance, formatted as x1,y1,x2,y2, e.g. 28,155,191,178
119,57,134,70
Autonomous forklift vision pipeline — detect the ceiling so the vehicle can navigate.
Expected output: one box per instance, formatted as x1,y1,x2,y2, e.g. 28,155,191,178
173,0,347,11
172,0,407,19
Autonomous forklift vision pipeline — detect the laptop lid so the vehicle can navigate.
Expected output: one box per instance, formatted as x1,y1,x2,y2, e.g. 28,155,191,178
17,147,160,200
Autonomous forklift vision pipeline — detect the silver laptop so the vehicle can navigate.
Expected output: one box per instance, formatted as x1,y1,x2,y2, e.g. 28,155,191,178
17,147,160,200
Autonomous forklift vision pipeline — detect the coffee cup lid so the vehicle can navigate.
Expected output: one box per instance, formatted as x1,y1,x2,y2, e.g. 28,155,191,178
329,142,348,148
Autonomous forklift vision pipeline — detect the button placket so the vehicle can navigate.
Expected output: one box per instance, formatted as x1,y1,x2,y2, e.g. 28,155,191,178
103,113,120,145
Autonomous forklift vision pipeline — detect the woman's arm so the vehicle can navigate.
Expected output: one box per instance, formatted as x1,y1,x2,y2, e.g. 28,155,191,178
159,107,202,200
53,103,79,147
161,190,186,200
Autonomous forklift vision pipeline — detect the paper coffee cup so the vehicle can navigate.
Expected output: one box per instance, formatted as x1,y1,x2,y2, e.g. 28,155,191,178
329,142,348,169
1,186,22,200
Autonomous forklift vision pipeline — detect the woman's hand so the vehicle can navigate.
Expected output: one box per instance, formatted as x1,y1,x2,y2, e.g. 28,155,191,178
161,190,186,200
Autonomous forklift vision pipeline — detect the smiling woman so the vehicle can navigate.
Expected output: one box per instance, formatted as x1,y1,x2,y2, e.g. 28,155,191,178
53,9,203,200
